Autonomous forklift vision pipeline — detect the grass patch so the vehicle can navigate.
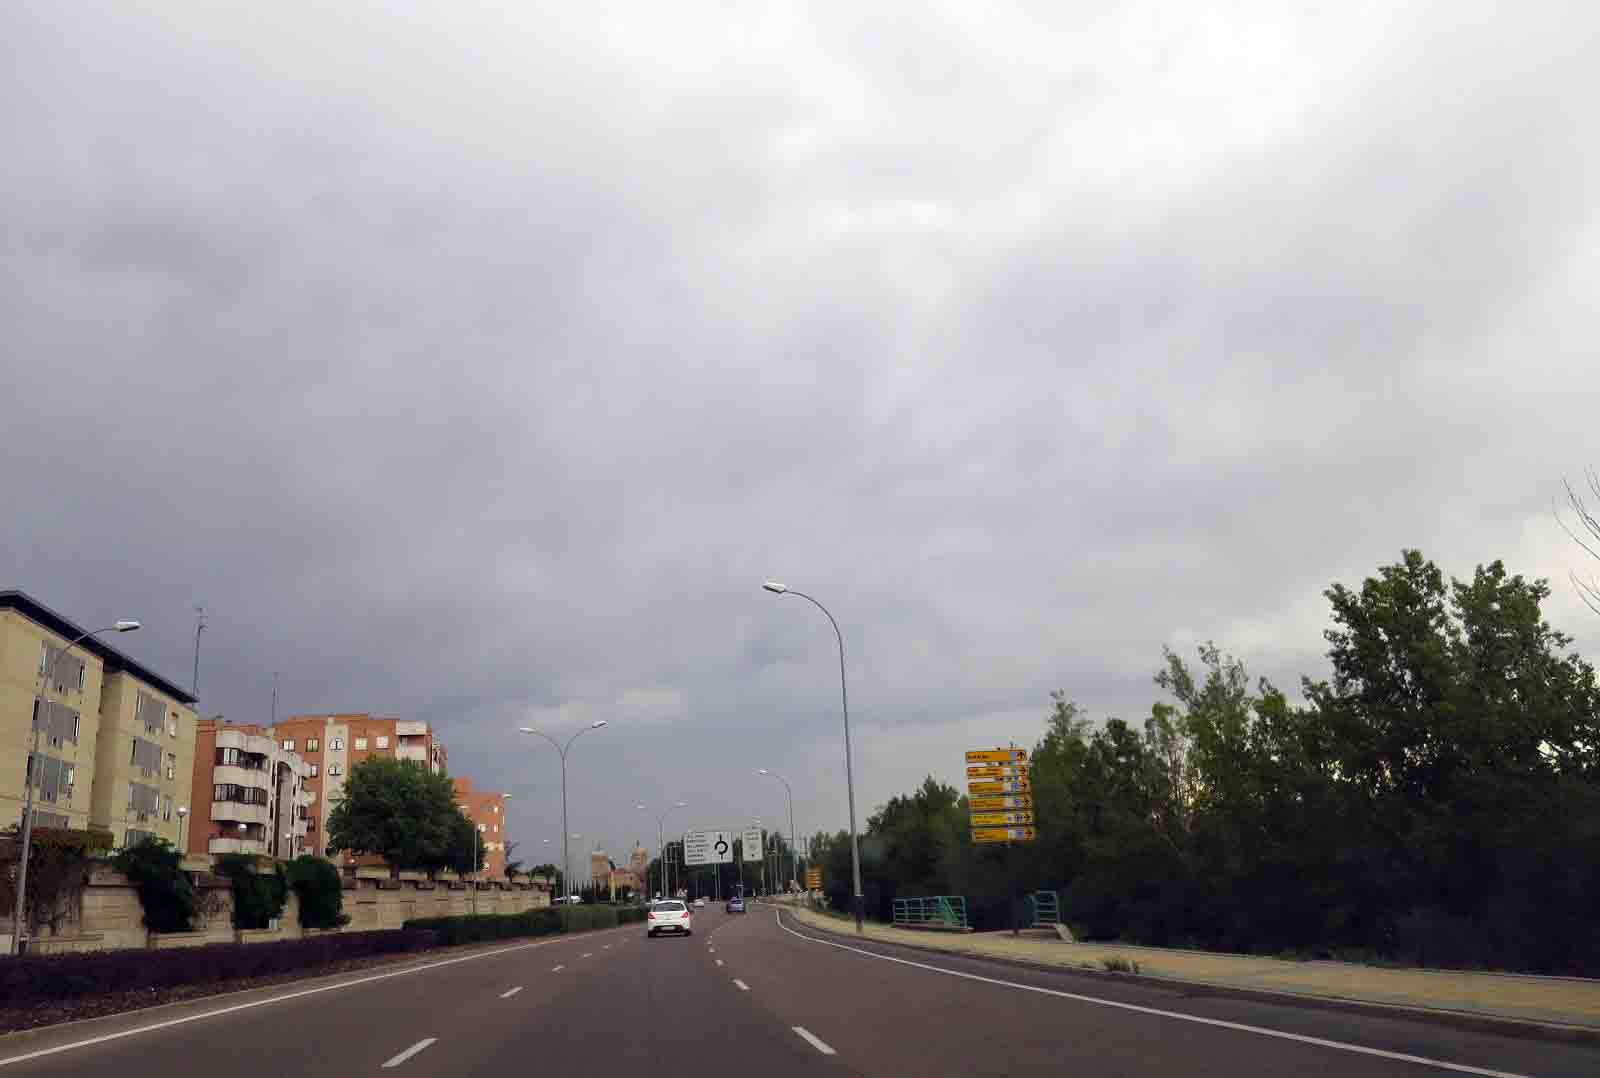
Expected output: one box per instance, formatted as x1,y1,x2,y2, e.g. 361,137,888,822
1101,956,1142,974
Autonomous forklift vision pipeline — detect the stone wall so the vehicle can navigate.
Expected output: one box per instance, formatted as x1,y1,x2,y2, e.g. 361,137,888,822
21,860,551,954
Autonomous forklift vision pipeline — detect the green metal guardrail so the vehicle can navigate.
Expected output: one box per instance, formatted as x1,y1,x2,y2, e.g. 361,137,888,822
892,896,968,929
1024,890,1060,928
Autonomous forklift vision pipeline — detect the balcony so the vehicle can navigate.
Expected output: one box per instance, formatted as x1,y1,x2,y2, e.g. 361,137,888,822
213,765,270,789
211,802,270,826
395,744,427,764
208,837,268,855
395,721,427,737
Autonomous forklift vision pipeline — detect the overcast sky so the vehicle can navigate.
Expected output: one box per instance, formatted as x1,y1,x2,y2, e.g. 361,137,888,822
4,2,1597,870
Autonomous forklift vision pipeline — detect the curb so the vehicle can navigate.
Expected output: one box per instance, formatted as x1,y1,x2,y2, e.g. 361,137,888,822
777,908,1600,1045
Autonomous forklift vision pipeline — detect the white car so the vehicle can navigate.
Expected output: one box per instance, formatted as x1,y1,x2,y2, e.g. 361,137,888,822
694,897,707,908
647,900,693,938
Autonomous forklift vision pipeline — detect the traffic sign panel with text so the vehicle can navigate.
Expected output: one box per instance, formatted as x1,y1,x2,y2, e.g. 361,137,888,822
968,794,1033,811
966,764,1030,779
741,827,763,862
970,811,1036,826
683,830,733,866
971,826,1037,844
966,748,1028,764
968,779,1031,795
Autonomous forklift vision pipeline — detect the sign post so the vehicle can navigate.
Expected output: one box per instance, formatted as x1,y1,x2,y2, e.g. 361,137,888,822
966,747,1034,936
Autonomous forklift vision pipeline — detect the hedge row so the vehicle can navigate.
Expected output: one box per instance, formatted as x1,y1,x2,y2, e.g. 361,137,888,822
0,930,436,1009
404,904,647,946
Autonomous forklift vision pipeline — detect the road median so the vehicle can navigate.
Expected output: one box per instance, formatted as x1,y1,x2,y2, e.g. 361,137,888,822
780,903,1600,1041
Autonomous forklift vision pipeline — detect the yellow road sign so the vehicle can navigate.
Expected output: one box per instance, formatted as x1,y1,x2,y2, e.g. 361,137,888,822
971,827,1036,844
968,795,1034,811
968,779,1031,795
967,763,1030,779
966,748,1028,764
804,868,822,889
970,811,1036,826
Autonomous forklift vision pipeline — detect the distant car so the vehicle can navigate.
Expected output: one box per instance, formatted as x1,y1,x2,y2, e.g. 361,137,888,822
726,896,746,914
694,897,707,908
647,900,692,937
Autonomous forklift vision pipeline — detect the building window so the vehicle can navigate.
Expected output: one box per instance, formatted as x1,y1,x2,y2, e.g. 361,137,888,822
309,763,319,777
328,764,342,777
330,738,343,751
354,736,368,750
307,737,319,752
167,716,178,737
375,735,389,749
282,739,295,751
492,824,498,834
478,823,487,832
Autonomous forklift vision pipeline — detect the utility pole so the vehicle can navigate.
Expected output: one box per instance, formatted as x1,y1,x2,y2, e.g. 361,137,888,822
191,606,206,699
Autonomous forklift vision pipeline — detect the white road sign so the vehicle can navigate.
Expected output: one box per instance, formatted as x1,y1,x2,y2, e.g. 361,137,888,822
683,829,733,866
742,826,763,862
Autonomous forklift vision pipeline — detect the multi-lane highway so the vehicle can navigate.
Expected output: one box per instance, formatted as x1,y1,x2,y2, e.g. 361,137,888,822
1,905,1594,1076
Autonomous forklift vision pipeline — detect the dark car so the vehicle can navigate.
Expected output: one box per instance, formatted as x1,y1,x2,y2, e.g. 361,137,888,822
725,896,746,913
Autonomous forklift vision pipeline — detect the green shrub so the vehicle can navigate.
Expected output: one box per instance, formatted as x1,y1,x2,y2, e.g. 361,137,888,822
213,855,288,930
112,838,197,933
285,856,349,930
404,910,563,945
0,930,435,1008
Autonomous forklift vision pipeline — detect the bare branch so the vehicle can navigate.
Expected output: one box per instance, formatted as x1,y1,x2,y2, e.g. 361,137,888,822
1558,478,1600,564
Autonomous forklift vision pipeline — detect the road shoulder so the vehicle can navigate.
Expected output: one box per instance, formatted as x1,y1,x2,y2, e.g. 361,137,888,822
775,904,1600,1044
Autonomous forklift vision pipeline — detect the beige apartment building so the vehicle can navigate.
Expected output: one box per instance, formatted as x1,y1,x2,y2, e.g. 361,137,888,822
1,591,197,848
271,713,447,863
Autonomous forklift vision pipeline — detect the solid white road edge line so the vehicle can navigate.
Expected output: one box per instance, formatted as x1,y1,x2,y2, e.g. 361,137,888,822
499,987,524,999
0,928,626,1069
793,1027,838,1056
381,1038,437,1068
733,979,750,991
773,911,1530,1078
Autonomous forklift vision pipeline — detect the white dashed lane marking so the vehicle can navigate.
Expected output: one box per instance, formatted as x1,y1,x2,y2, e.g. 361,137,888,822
793,1028,837,1056
732,979,750,991
499,987,523,999
381,1039,437,1068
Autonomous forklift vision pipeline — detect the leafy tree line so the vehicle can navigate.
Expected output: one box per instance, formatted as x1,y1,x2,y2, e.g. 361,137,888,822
811,551,1600,974
325,757,486,874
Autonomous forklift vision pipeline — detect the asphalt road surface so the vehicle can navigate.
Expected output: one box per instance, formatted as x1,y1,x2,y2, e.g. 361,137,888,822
1,905,1595,1076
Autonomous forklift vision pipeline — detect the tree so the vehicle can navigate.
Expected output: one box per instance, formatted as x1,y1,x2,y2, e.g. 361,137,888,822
503,840,523,879
446,813,487,876
325,757,461,872
1559,468,1600,615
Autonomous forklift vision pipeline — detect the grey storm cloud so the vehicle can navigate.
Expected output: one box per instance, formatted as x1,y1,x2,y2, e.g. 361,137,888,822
3,1,1597,858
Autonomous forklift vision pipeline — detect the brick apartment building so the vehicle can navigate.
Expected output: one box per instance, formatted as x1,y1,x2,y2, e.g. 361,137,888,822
270,714,446,864
2,590,198,849
187,717,312,859
452,776,508,878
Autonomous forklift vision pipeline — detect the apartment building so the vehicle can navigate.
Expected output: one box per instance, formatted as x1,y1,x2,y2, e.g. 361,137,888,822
271,714,446,862
1,591,197,848
188,717,312,859
452,776,508,877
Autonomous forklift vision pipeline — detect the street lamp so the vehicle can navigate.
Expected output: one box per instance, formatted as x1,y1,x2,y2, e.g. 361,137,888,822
12,619,139,955
646,801,687,899
763,580,865,932
757,770,797,894
518,721,607,910
176,806,189,855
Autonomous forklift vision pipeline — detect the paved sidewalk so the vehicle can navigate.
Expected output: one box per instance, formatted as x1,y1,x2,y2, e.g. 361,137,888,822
784,904,1600,1033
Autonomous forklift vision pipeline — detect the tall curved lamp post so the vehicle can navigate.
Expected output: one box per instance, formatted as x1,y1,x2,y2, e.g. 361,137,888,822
763,581,864,932
516,721,607,909
12,619,140,955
